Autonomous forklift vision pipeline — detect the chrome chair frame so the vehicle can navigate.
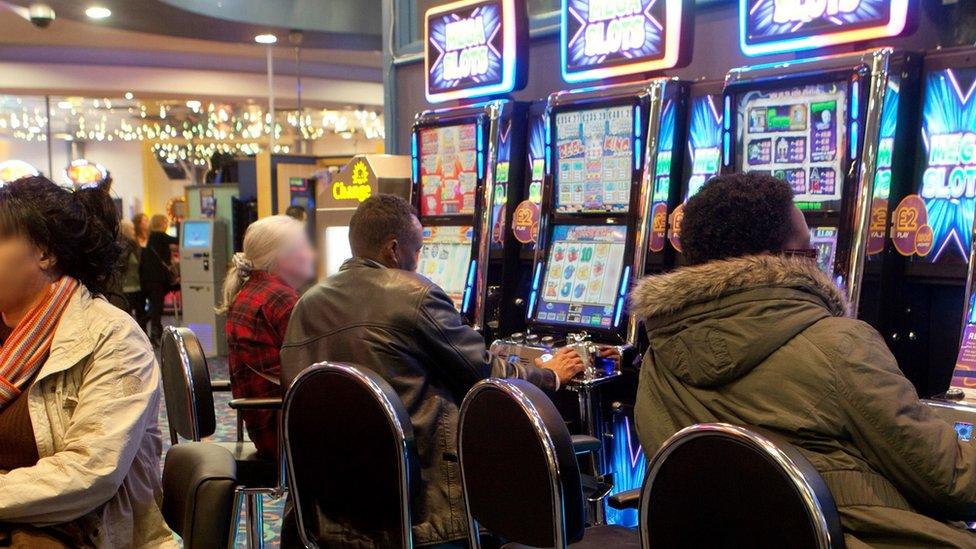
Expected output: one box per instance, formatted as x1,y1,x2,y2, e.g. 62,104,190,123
162,326,285,549
283,362,415,549
641,423,844,549
458,378,569,549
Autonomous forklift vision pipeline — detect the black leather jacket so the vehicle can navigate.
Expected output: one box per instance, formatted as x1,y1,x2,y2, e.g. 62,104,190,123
280,257,557,546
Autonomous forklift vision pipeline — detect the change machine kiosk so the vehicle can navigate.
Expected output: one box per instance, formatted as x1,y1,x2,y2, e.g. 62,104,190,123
491,0,694,525
314,154,412,278
180,219,228,357
412,0,530,339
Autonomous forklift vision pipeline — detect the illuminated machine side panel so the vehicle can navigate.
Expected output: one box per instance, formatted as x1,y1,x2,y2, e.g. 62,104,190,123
685,93,724,200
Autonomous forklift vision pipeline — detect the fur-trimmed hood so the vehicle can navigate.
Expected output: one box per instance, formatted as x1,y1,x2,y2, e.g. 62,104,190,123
631,254,848,321
629,255,849,388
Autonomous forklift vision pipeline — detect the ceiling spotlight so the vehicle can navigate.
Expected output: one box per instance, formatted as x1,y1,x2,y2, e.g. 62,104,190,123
186,100,202,111
85,6,111,19
57,100,73,110
123,91,134,100
254,34,277,45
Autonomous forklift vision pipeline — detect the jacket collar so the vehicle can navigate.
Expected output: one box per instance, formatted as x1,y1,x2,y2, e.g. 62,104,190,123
41,286,97,378
339,257,387,271
629,254,849,323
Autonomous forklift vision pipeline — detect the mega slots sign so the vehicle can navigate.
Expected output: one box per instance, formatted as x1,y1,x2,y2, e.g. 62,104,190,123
425,0,527,103
740,0,912,56
915,68,976,263
561,0,692,83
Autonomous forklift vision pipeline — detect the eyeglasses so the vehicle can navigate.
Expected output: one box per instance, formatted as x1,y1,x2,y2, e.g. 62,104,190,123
783,248,819,260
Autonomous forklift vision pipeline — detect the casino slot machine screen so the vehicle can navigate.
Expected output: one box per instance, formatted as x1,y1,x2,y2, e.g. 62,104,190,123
737,81,848,212
811,226,839,275
554,105,634,214
535,225,628,330
419,123,479,217
419,225,475,310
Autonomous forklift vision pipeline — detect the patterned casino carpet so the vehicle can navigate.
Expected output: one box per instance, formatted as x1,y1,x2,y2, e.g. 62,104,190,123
158,352,284,547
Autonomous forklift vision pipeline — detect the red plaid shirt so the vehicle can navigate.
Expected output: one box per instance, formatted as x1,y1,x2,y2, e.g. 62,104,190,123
226,270,297,459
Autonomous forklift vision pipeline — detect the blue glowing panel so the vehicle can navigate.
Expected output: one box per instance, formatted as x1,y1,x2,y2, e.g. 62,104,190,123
561,0,687,83
652,98,676,203
740,0,911,56
425,0,523,103
490,119,514,251
527,114,546,207
686,95,723,200
867,79,899,258
918,69,976,264
535,225,628,329
606,414,647,527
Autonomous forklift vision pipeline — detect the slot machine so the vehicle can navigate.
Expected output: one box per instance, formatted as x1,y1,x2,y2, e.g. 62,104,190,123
412,0,529,340
491,78,689,524
722,48,921,328
907,48,976,437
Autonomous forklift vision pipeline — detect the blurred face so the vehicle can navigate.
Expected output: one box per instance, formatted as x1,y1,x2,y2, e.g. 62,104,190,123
275,228,316,287
136,216,149,232
783,205,811,250
394,216,424,272
0,233,54,319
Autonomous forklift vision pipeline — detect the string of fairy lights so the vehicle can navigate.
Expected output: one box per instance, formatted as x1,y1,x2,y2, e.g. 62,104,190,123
0,95,385,167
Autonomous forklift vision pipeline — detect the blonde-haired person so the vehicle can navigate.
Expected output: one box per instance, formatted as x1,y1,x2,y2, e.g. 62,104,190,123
223,215,315,458
138,214,177,347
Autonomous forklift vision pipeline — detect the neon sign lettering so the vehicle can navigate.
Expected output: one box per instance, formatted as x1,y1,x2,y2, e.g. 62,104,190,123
740,0,911,56
561,0,689,83
425,0,526,103
772,0,861,24
921,132,976,200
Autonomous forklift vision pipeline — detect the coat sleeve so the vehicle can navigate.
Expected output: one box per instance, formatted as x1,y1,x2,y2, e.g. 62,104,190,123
415,284,557,394
0,321,160,524
829,320,976,520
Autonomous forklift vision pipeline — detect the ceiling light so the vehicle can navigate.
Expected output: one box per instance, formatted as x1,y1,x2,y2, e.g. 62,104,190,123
186,100,201,111
123,91,134,100
57,101,73,110
254,34,277,44
85,6,111,19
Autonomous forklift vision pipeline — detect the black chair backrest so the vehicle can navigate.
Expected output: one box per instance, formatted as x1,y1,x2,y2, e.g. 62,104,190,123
160,326,216,441
458,378,585,548
283,362,418,549
162,442,237,549
641,423,845,549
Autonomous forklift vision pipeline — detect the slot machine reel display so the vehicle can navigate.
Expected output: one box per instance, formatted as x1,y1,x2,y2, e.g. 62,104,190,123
723,48,921,325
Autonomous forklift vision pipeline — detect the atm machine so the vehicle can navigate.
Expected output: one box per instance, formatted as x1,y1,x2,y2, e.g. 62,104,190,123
180,219,228,357
314,154,412,278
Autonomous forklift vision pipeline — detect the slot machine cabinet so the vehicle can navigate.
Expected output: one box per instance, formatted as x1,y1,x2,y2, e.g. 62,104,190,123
412,100,529,340
910,48,976,429
490,78,689,524
314,154,412,279
668,79,727,260
722,48,921,331
180,219,228,357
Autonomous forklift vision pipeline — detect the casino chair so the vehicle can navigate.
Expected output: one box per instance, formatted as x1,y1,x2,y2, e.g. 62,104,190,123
457,378,639,548
161,442,238,548
607,423,846,548
282,362,419,548
159,326,283,549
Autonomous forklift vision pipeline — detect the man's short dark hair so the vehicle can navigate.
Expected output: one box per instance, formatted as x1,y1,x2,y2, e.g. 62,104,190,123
285,205,307,220
349,194,419,257
681,172,796,265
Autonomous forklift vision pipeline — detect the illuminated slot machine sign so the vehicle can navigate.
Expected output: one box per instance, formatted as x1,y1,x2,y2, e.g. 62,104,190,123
740,0,912,56
425,0,527,103
561,0,692,83
670,91,723,253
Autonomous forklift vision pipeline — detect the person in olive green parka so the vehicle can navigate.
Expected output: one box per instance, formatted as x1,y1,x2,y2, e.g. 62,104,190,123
631,173,976,548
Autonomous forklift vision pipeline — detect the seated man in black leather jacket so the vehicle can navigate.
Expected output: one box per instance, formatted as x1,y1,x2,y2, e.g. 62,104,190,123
281,194,583,547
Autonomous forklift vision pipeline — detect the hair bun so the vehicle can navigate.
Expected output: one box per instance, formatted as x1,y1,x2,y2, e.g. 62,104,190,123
232,252,254,277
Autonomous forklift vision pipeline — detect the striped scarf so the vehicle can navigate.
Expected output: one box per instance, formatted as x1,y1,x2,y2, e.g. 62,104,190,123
0,277,79,410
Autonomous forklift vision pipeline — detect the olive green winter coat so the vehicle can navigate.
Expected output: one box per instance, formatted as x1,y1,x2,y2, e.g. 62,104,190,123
631,254,976,548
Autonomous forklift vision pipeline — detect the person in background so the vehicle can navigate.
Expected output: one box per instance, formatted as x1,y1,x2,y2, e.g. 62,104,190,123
132,213,150,249
138,214,177,347
117,220,147,329
281,195,584,547
630,172,976,547
284,205,307,224
220,215,314,459
0,176,175,548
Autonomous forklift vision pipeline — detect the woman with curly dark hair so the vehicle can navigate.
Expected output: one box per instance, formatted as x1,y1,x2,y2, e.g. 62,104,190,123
631,172,976,547
0,176,175,548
